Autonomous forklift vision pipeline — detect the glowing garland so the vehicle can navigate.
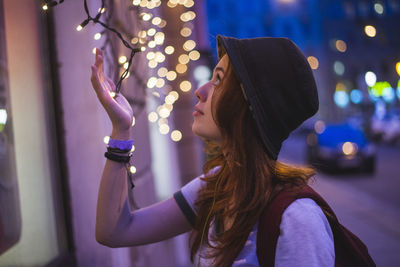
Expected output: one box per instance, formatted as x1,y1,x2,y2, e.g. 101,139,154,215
41,0,200,185
42,0,141,93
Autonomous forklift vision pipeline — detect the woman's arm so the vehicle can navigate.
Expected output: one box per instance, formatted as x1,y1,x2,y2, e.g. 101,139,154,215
91,49,192,247
95,154,192,247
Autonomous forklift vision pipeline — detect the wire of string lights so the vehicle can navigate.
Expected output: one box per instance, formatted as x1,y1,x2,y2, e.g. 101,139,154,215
42,0,142,93
42,0,199,143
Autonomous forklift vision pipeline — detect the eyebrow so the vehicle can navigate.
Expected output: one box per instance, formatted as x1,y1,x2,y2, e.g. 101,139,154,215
214,66,225,74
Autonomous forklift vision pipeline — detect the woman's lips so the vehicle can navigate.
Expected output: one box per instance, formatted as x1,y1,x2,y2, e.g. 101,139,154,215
193,106,204,116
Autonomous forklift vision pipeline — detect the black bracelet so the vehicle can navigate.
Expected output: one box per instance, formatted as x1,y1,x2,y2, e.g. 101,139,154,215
107,146,131,154
104,151,131,163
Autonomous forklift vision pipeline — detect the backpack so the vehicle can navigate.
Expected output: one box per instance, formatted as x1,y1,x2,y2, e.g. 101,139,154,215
256,185,376,267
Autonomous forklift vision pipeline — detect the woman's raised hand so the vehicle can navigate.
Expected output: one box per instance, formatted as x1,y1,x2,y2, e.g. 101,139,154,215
91,48,133,137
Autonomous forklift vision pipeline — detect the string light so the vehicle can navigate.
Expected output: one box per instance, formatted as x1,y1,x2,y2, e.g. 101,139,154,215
131,37,139,44
156,78,165,88
148,112,158,122
167,1,178,8
189,50,200,61
152,17,162,25
165,46,175,55
158,20,167,28
148,60,158,68
176,64,188,74
146,52,155,60
157,67,168,77
166,71,177,81
171,130,182,142
129,166,137,174
180,27,192,37
147,77,158,88
42,0,199,140
94,33,102,40
148,41,156,48
104,136,110,144
159,123,170,134
169,91,179,101
159,106,171,118
165,94,176,105
155,52,166,62
183,40,196,51
184,0,194,8
147,28,156,36
119,56,127,64
178,54,190,64
180,80,192,92
132,116,136,126
154,32,165,45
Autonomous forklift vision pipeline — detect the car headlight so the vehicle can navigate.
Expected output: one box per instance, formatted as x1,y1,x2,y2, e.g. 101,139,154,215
342,142,358,156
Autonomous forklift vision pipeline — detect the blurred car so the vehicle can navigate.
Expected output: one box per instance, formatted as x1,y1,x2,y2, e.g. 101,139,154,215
370,109,400,145
306,121,376,173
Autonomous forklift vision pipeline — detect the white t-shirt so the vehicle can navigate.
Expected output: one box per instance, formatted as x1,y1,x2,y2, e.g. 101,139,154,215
173,175,335,266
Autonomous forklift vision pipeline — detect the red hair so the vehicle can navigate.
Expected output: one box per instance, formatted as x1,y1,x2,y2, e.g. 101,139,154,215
190,60,315,266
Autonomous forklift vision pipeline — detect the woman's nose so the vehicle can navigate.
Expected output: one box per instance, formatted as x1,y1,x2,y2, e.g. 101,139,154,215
194,81,212,102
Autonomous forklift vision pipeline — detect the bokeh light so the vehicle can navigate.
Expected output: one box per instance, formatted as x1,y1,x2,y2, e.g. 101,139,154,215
364,25,377,37
334,90,349,108
365,71,377,87
307,56,319,70
335,40,347,52
350,89,363,104
334,61,345,75
171,130,182,142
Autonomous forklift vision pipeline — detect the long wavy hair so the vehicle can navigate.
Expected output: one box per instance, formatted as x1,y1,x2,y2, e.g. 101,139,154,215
189,60,316,266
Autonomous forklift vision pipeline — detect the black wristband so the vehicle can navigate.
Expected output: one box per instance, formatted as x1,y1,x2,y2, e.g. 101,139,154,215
107,146,131,154
104,151,131,163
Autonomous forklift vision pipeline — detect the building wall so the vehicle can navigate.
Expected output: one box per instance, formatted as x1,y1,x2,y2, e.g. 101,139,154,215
0,0,60,265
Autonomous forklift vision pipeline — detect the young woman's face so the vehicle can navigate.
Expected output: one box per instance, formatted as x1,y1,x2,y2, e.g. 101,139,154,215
192,55,229,142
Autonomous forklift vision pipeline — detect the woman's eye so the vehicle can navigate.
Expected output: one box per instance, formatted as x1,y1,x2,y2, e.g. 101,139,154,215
213,75,221,86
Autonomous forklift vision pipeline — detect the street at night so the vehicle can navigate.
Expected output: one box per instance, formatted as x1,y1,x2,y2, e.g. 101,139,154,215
280,134,400,267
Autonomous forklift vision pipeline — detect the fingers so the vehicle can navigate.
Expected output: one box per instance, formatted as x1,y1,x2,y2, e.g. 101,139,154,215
105,76,116,92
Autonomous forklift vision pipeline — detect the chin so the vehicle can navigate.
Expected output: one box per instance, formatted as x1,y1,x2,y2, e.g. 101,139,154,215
192,123,221,142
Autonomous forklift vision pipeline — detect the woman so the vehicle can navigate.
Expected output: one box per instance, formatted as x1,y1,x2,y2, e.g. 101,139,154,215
91,35,334,266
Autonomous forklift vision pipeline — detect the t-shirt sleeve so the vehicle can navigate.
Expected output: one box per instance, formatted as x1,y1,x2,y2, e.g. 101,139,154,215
173,175,206,227
274,198,335,267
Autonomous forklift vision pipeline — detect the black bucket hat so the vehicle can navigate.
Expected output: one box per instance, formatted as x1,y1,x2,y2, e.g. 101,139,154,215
217,35,319,160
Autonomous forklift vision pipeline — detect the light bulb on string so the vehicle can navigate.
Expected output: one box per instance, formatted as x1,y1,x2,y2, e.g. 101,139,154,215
171,130,182,142
94,33,102,40
189,50,200,61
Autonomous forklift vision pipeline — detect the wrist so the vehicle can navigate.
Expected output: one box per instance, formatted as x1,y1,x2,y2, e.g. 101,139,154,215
111,129,131,140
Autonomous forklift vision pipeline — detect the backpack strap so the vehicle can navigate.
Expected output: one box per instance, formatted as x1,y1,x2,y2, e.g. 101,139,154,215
256,185,376,267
